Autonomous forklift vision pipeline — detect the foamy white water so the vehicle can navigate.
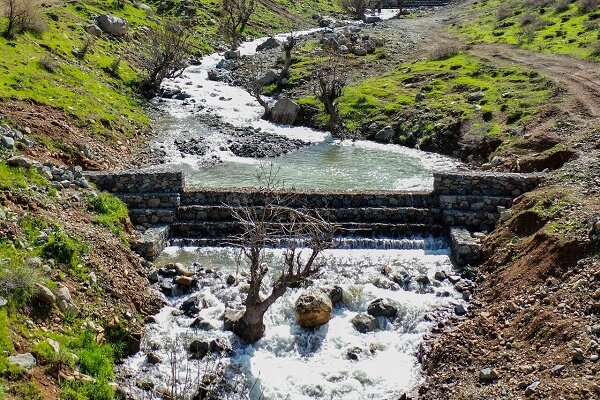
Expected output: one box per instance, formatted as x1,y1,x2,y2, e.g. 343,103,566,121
122,244,463,399
150,12,459,191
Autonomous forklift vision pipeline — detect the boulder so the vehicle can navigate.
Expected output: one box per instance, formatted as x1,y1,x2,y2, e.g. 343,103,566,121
190,317,215,330
7,353,36,370
174,276,194,286
326,286,343,305
351,313,379,333
207,68,232,82
223,307,245,331
36,284,56,305
97,14,129,36
0,296,7,307
352,46,367,56
216,59,236,70
7,156,37,169
256,37,280,51
479,367,498,382
46,338,60,354
271,98,301,125
256,69,279,87
374,126,395,142
295,288,333,328
189,337,230,360
146,353,162,364
224,49,240,60
367,298,398,318
1,136,15,149
467,91,485,103
363,15,382,23
85,23,103,37
57,285,78,315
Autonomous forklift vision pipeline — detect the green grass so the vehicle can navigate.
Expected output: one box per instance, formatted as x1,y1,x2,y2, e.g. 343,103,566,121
0,164,48,190
43,230,88,271
302,53,551,147
87,192,129,237
454,0,600,61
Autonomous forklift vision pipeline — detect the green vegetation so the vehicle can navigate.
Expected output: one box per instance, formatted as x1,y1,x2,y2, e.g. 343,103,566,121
0,164,48,190
87,192,129,236
43,230,88,270
300,53,551,150
455,0,600,61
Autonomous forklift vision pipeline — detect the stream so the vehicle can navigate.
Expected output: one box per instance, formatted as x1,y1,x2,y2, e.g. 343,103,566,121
122,12,465,399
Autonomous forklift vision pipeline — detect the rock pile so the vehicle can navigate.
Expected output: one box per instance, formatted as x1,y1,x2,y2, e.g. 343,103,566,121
318,26,385,56
7,156,90,189
0,123,34,150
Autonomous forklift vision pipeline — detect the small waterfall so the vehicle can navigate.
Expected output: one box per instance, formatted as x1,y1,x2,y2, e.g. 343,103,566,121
169,235,449,251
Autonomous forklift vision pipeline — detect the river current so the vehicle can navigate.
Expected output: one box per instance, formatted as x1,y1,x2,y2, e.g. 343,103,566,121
122,11,463,399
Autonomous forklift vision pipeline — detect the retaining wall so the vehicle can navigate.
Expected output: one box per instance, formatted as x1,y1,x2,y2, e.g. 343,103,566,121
84,169,543,261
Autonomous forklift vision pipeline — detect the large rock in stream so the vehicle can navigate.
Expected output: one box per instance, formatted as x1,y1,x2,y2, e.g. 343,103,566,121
271,98,301,125
295,288,333,328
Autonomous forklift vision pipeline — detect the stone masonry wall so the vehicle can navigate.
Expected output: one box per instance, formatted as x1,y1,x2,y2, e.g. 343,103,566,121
84,169,543,262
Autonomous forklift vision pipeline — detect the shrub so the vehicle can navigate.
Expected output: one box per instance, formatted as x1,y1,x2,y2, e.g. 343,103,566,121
579,0,599,12
70,330,114,380
43,230,87,269
61,380,114,400
589,40,600,55
39,55,59,73
430,43,461,60
87,192,128,234
0,261,41,307
554,0,572,12
2,0,48,38
497,3,514,20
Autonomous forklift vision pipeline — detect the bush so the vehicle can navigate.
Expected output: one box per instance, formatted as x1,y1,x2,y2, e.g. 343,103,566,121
554,0,572,12
497,3,514,20
430,43,461,60
70,330,114,380
43,230,87,268
61,380,114,400
87,192,128,234
0,261,40,307
579,0,599,12
589,40,600,55
39,55,59,73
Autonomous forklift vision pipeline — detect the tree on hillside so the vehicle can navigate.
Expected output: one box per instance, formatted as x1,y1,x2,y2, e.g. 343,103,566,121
138,19,194,98
226,165,335,344
314,55,347,137
218,0,256,49
2,0,47,38
242,59,274,119
339,0,375,20
279,32,298,82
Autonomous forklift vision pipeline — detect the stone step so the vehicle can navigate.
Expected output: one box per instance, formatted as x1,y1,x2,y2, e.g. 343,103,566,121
441,210,499,231
180,189,438,209
128,208,177,226
172,222,445,238
176,205,442,224
119,193,180,209
438,194,515,213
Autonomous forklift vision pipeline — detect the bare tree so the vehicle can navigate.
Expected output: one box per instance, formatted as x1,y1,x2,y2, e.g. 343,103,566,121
218,0,256,49
340,0,374,20
279,33,297,82
138,19,194,98
242,59,273,119
2,0,47,38
314,55,347,136
226,165,335,343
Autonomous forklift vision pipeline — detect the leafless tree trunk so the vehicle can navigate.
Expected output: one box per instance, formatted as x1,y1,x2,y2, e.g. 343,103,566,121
219,0,256,49
314,55,347,136
2,0,47,38
340,0,375,19
279,33,297,81
243,59,273,119
137,18,194,98
226,164,335,343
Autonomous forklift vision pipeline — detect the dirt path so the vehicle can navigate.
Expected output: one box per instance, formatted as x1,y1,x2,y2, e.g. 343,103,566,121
469,43,600,119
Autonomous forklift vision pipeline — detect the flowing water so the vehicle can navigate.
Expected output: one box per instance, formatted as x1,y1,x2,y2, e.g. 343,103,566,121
148,12,459,191
122,242,461,399
124,12,465,399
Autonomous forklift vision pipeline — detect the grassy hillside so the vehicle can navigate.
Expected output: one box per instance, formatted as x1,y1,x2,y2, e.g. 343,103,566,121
0,0,339,148
454,0,600,60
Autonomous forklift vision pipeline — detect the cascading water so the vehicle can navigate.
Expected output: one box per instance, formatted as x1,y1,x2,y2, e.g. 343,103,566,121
124,12,467,399
121,242,463,399
148,12,459,191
